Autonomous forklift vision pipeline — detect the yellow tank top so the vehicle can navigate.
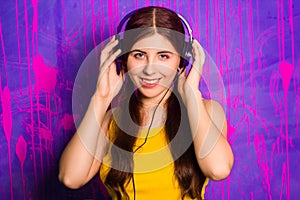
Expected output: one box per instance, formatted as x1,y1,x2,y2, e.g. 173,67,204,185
100,122,208,199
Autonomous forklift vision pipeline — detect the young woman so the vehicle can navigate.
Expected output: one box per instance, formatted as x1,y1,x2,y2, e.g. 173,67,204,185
59,6,234,200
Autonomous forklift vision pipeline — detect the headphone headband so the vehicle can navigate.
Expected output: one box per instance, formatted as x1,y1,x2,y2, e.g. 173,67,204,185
116,8,193,42
116,10,137,33
176,13,193,43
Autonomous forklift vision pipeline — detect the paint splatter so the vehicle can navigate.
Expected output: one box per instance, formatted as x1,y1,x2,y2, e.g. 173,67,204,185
0,1,299,199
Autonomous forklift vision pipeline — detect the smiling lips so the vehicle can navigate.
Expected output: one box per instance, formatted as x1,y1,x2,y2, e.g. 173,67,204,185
140,78,161,88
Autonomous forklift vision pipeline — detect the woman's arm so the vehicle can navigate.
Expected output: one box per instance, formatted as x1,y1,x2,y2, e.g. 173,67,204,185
186,92,234,181
58,98,111,189
58,36,123,188
178,39,234,180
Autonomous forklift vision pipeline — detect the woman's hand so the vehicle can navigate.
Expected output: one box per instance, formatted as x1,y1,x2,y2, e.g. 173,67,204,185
94,36,123,104
177,39,205,105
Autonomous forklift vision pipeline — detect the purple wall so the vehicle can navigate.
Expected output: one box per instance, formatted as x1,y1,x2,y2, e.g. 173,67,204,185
0,0,299,199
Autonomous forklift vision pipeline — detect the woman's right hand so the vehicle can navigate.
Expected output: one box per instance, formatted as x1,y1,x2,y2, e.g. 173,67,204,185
94,36,123,105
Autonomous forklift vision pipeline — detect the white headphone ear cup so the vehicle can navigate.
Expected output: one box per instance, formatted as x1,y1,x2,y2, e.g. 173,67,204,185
186,41,193,59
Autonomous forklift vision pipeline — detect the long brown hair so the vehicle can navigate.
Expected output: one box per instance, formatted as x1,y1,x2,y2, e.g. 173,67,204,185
104,6,206,199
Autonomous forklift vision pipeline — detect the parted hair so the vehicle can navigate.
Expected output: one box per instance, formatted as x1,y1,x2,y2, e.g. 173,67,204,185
104,6,206,199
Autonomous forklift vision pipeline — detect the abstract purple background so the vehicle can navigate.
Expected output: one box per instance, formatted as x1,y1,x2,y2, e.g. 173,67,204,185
0,0,299,199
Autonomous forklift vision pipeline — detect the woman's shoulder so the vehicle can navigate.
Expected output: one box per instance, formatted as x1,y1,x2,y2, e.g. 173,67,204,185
202,99,226,116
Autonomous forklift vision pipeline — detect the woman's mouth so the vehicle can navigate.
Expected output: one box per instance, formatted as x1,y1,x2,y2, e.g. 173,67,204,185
140,78,161,88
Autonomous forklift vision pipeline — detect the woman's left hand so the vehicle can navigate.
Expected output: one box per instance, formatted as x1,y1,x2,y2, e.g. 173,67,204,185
178,39,206,105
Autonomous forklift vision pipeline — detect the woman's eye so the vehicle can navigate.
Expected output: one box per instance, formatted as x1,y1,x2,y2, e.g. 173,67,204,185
134,53,145,59
159,54,170,59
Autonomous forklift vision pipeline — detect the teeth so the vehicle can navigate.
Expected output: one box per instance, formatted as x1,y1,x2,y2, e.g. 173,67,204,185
142,78,159,84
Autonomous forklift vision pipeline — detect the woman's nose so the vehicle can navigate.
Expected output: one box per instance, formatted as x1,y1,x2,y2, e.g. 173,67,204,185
143,56,157,75
143,64,155,75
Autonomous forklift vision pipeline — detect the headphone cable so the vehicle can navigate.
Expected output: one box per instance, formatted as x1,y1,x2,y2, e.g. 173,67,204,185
132,71,181,200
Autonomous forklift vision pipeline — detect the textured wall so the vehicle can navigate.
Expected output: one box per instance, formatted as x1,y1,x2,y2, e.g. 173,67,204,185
0,0,299,199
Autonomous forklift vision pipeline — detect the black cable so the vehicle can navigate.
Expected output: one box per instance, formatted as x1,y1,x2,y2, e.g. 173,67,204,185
132,71,181,200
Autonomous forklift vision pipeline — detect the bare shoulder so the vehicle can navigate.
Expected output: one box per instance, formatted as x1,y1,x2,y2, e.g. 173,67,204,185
203,99,225,114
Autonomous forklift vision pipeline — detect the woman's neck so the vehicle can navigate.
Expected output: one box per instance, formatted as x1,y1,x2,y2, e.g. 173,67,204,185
138,92,171,128
139,89,172,108
139,104,167,128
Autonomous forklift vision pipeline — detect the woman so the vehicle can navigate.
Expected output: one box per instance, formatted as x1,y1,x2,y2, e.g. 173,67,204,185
59,6,234,200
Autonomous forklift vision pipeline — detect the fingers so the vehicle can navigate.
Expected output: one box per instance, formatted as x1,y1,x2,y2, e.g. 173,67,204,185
101,48,122,73
186,39,205,82
99,37,122,75
197,40,205,66
98,48,122,91
192,39,205,74
177,68,186,95
100,36,120,68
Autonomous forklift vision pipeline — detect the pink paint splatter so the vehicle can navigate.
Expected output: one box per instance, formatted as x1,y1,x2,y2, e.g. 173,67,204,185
279,61,294,200
16,135,27,166
1,86,14,200
16,135,27,200
23,0,38,197
32,54,58,92
2,86,12,142
254,133,272,199
107,0,113,36
31,0,38,32
279,61,294,94
32,53,57,199
0,18,8,86
61,113,75,131
15,0,21,63
91,0,97,47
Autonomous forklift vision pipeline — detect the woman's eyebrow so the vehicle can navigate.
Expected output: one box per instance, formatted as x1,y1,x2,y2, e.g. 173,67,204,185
157,50,175,54
130,49,176,54
130,49,147,54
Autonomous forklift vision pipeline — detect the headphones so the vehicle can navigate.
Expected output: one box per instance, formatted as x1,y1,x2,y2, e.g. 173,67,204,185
114,8,193,75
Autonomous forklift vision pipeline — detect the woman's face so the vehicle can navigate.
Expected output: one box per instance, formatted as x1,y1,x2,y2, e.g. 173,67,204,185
126,33,181,100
